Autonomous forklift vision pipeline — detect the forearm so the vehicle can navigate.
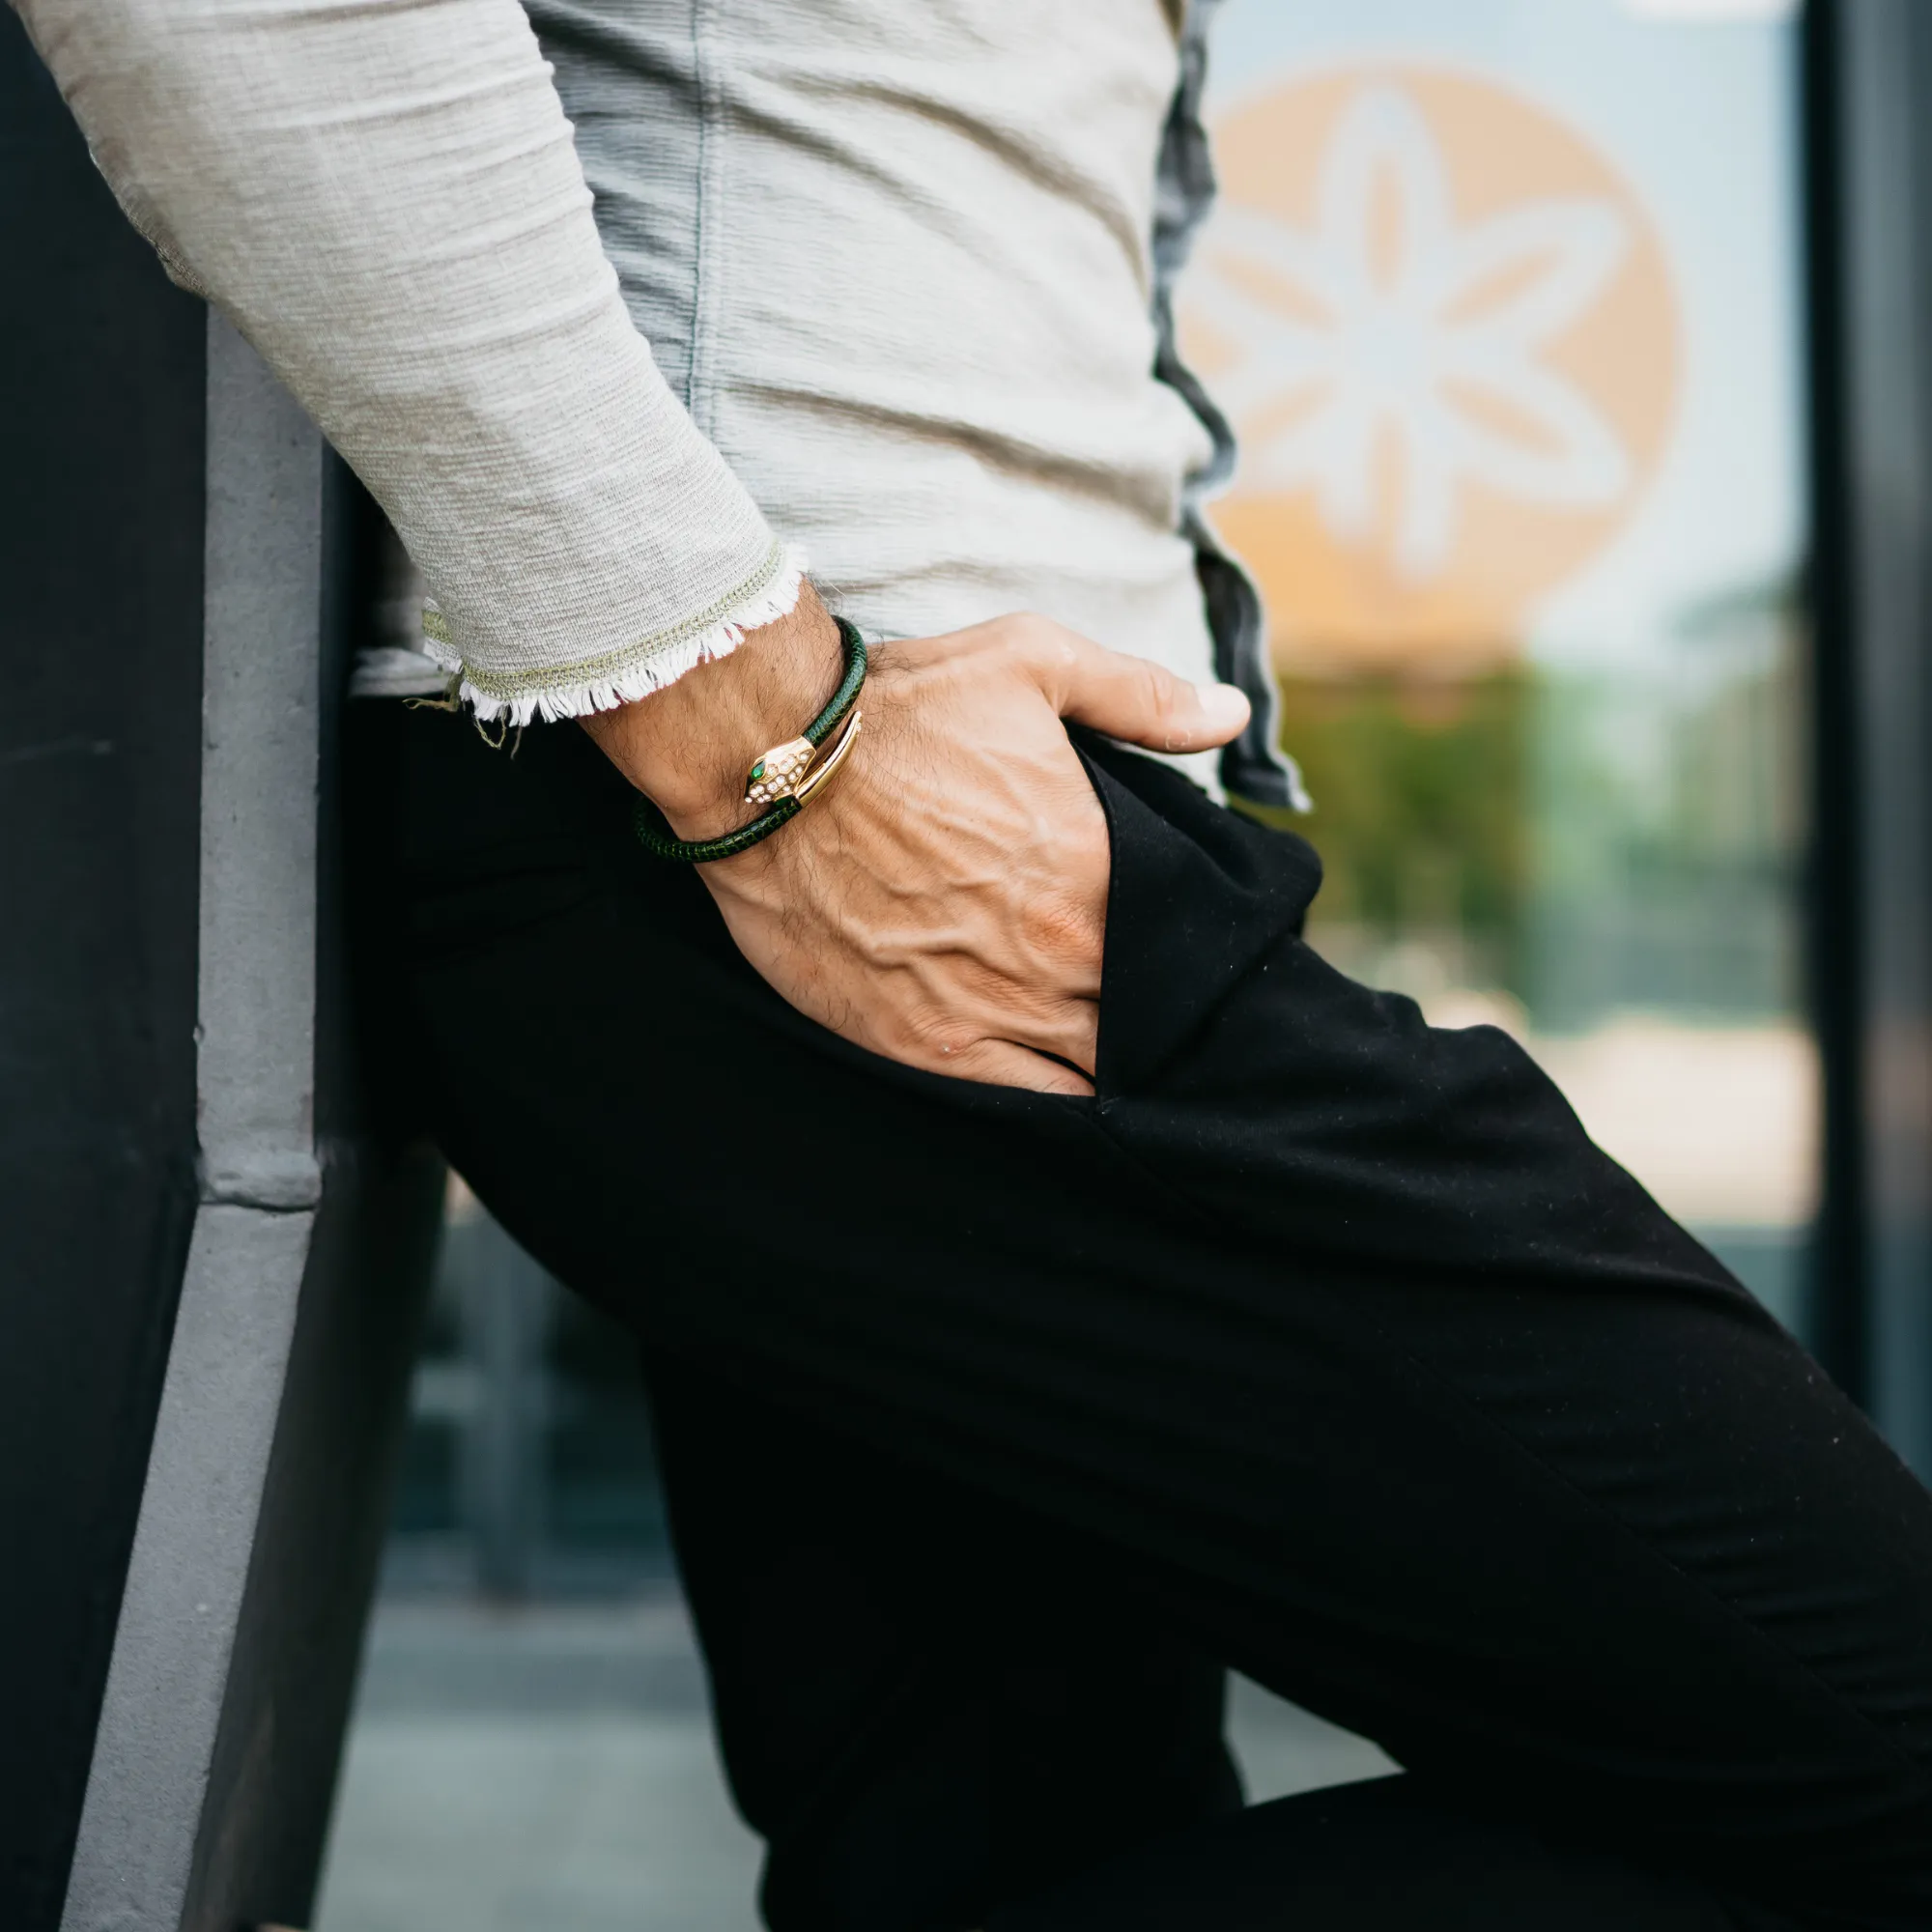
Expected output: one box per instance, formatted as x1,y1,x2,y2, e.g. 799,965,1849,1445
14,0,799,721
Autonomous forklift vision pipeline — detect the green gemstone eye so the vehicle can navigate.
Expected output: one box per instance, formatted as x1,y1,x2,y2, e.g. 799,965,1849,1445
750,760,766,781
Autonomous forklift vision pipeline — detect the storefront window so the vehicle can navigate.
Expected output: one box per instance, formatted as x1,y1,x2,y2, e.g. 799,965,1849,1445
1190,0,1813,1324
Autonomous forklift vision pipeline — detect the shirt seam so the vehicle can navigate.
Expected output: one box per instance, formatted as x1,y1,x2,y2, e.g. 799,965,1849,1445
421,536,790,699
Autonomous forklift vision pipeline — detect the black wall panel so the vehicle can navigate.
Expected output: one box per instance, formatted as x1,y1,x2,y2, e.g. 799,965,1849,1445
0,16,207,1926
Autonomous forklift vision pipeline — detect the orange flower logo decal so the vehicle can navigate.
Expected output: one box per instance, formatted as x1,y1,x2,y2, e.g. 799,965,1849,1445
1185,66,1679,672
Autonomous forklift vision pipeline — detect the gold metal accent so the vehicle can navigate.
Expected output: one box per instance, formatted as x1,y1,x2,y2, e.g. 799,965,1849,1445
744,734,816,806
793,709,862,808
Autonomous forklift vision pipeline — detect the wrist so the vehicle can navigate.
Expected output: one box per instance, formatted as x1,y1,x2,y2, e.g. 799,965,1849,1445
581,582,845,837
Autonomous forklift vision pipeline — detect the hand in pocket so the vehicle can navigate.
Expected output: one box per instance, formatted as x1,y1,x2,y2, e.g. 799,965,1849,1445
674,612,1249,1094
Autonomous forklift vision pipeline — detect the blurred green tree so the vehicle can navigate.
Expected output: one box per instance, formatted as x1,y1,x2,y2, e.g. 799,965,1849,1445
1257,668,1530,996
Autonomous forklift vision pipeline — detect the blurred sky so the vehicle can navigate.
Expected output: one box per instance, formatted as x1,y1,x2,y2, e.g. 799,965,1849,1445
1201,0,1805,673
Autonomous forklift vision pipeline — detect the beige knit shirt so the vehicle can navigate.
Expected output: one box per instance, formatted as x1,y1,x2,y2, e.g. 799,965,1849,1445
15,0,801,723
14,0,1274,805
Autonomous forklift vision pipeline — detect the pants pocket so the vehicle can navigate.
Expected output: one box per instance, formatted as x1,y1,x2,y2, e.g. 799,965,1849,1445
1070,731,1323,1100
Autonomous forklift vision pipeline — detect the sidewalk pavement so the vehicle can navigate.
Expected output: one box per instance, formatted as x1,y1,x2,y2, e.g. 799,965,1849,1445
317,1594,1395,1932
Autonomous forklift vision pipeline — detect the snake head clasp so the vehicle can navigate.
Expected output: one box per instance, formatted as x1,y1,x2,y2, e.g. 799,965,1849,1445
745,735,817,806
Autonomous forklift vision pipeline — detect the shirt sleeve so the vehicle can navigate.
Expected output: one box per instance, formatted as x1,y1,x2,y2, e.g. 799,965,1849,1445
12,0,805,723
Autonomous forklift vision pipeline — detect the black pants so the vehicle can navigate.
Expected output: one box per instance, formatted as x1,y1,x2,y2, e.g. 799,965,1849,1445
348,700,1932,1932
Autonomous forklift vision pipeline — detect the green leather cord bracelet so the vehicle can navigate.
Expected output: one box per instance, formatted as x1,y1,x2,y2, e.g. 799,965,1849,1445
633,616,868,863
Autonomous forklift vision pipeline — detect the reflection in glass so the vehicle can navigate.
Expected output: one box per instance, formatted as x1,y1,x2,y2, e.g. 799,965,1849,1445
1191,0,1813,1326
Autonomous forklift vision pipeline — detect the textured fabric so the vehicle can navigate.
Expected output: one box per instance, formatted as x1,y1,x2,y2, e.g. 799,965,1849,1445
518,0,1293,801
347,697,1932,1931
14,0,798,720
639,1347,1246,1931
14,0,1298,797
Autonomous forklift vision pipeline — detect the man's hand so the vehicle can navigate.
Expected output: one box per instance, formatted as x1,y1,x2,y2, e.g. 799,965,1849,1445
582,587,1250,1094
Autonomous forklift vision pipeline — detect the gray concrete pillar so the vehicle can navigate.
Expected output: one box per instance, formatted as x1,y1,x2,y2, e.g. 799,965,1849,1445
2,18,442,1926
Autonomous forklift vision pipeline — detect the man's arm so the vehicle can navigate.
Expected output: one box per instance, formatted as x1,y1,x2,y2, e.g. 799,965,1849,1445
16,0,1253,1093
14,0,799,720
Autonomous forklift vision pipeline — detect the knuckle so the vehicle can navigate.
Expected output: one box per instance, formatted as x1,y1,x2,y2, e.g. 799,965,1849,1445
896,1004,975,1062
980,619,1034,676
1000,611,1076,676
1046,788,1109,871
1139,662,1182,719
1025,892,1099,964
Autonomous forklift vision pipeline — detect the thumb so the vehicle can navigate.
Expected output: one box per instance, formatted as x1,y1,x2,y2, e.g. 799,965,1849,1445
1031,628,1251,753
